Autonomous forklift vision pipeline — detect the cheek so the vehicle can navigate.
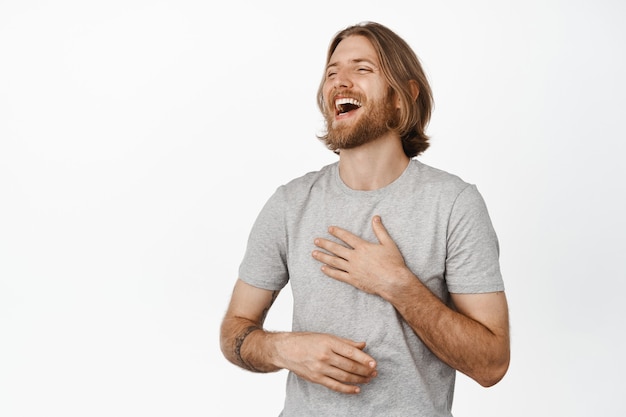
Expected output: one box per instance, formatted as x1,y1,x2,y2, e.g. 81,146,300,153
322,88,334,113
322,83,332,98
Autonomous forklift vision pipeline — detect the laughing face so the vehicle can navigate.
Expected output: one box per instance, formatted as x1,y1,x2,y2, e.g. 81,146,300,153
322,35,399,151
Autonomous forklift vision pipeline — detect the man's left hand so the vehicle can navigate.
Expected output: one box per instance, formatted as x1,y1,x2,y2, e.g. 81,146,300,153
312,216,411,297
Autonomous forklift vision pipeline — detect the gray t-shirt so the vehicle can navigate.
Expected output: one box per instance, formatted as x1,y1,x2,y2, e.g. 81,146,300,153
239,160,504,417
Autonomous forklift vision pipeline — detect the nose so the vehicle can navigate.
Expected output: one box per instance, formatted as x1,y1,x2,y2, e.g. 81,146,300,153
333,68,353,89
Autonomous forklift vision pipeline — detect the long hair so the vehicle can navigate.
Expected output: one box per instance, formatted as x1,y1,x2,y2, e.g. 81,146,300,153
317,22,434,158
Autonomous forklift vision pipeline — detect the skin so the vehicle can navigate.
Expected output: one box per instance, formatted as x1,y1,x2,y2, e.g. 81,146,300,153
220,34,510,394
312,216,510,387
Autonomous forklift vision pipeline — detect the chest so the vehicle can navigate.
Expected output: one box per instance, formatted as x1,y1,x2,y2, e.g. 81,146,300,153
284,193,451,301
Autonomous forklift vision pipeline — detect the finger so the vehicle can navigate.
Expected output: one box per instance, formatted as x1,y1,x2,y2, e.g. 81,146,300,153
323,365,375,388
327,226,363,249
343,340,367,351
320,263,351,283
332,339,377,370
319,375,363,394
314,238,352,260
312,250,350,272
371,215,395,246
329,355,378,379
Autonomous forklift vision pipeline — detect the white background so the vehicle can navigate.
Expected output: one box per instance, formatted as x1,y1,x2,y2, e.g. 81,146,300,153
1,1,625,416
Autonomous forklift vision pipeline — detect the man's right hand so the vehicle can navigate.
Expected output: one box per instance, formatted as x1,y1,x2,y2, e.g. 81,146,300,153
272,332,378,394
220,280,377,394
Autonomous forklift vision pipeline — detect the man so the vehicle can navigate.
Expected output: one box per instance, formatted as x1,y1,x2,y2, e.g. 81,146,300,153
220,21,510,416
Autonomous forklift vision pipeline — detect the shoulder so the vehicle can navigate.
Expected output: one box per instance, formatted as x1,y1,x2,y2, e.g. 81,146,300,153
255,163,336,216
408,159,472,197
277,162,337,196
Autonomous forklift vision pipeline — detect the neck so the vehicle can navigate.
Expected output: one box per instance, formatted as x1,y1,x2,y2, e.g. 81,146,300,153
337,133,410,191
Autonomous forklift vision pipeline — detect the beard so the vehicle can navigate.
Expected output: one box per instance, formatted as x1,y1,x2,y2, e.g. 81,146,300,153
322,92,398,152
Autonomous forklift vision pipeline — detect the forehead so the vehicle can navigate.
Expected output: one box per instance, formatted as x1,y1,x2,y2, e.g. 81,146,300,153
328,35,379,67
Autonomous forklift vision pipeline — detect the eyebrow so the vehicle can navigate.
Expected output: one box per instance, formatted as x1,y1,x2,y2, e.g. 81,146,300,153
326,58,378,71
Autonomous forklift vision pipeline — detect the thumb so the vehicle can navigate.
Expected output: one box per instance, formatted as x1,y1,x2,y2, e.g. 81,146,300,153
371,215,395,246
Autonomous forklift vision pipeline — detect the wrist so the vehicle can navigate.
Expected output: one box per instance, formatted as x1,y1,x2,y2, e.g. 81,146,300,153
268,331,291,370
381,266,421,303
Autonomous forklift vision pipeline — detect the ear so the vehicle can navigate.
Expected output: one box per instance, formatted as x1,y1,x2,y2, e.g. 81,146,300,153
396,80,420,109
408,80,420,101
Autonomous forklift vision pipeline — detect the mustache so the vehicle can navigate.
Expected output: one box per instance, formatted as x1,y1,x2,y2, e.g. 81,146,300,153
331,89,364,102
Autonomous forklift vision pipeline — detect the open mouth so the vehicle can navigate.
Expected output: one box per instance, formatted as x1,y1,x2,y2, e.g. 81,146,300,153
335,97,362,115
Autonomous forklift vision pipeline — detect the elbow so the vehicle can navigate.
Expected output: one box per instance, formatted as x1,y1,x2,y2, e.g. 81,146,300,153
477,369,506,388
219,332,231,362
219,316,243,365
476,330,511,387
219,321,233,363
476,353,510,387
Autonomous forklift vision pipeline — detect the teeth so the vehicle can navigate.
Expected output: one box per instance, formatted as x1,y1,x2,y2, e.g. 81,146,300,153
335,97,362,110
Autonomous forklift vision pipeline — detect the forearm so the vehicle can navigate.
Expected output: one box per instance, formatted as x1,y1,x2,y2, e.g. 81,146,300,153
384,269,510,387
220,315,284,373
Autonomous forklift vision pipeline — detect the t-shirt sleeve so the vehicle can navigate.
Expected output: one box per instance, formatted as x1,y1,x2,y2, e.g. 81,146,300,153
238,186,290,291
445,184,504,294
